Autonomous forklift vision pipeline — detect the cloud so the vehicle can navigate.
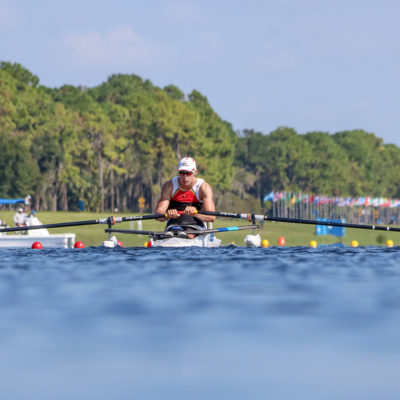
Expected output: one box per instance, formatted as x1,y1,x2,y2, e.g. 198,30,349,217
60,26,159,69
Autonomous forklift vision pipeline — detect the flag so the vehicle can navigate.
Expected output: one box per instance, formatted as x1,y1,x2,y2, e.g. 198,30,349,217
356,197,365,206
263,191,274,203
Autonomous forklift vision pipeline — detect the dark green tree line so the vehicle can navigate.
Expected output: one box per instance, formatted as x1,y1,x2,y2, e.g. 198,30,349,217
1,61,399,211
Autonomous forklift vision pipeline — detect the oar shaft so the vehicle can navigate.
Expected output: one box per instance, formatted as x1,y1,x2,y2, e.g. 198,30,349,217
204,225,258,234
106,229,162,235
115,214,166,223
197,210,265,222
265,216,400,232
0,218,111,233
198,210,253,220
0,213,169,234
198,211,400,232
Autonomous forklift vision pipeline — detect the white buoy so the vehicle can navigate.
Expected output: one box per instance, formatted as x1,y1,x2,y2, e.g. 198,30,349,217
244,234,261,247
102,235,118,248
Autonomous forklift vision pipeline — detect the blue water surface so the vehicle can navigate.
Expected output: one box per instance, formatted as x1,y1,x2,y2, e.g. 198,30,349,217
1,245,400,400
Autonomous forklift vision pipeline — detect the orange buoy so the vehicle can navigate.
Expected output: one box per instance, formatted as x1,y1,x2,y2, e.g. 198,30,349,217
74,241,85,249
278,236,286,246
32,241,43,249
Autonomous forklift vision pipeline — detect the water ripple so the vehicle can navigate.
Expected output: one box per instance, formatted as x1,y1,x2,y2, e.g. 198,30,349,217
1,246,400,399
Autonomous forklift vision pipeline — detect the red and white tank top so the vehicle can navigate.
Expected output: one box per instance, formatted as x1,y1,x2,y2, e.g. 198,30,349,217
168,176,204,211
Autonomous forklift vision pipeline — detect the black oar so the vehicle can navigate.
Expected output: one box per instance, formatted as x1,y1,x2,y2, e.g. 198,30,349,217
197,210,400,233
113,214,165,223
0,213,166,234
106,225,259,236
106,229,166,235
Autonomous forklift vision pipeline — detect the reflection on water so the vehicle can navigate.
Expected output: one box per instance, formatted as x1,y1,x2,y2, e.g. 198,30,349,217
1,246,400,399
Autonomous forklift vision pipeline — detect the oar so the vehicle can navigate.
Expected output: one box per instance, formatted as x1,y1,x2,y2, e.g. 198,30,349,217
114,213,166,223
105,224,259,236
0,213,166,234
197,211,400,233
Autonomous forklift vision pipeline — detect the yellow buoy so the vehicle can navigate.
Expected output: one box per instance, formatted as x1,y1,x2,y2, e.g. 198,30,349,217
309,240,317,248
386,239,394,247
261,239,269,247
144,241,148,247
351,240,359,247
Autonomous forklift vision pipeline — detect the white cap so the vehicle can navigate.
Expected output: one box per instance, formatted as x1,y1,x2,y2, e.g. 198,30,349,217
178,157,196,172
18,208,24,212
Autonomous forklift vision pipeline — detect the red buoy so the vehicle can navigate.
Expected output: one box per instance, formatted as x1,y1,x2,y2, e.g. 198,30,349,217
32,241,43,249
117,240,124,247
74,241,85,249
147,240,152,248
278,236,286,246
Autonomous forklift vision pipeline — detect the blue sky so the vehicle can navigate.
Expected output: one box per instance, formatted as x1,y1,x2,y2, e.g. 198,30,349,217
1,0,399,145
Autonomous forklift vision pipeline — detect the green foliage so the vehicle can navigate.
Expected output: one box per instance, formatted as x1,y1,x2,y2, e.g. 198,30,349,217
0,131,40,196
0,62,40,87
235,127,400,205
303,131,352,194
164,85,185,101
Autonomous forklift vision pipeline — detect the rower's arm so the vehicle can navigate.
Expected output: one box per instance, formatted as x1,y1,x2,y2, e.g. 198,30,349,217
155,181,172,221
197,182,216,222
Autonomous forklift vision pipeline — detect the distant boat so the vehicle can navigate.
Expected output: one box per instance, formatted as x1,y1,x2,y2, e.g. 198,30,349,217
0,198,76,248
0,232,76,249
0,214,75,248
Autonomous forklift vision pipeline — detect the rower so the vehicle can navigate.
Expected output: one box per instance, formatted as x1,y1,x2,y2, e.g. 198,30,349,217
155,156,216,238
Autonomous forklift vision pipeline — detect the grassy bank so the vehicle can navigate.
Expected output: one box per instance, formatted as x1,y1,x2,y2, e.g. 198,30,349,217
0,211,398,247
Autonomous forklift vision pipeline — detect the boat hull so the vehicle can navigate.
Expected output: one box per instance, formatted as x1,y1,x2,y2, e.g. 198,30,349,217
151,233,222,248
0,233,76,248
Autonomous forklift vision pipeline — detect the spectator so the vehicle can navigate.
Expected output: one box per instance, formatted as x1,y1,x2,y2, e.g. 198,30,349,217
13,208,27,227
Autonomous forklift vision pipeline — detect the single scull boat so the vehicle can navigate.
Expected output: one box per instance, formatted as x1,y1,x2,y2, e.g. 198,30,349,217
105,225,260,248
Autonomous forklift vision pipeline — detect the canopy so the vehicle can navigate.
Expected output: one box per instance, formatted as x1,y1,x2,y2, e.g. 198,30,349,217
0,198,25,205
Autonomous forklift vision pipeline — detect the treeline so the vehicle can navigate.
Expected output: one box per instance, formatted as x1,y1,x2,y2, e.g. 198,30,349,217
236,127,400,203
1,62,400,212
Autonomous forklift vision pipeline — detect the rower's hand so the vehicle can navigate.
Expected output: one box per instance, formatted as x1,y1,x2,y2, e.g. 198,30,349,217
184,206,197,216
166,209,180,219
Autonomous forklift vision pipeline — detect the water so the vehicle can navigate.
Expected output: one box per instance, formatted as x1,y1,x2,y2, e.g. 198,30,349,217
1,245,400,399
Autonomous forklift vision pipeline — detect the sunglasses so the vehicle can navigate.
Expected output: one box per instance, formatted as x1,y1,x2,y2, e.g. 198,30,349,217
179,171,194,176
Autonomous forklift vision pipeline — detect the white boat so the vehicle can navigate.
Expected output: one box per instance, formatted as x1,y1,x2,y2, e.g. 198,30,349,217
0,215,76,248
0,233,76,248
104,224,260,248
151,232,222,247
